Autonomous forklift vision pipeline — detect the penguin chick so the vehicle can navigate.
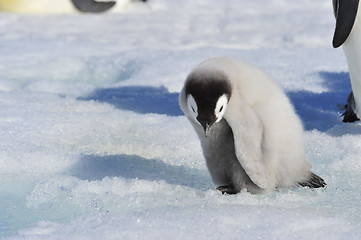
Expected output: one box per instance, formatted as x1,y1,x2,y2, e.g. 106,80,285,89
332,0,361,122
179,56,326,194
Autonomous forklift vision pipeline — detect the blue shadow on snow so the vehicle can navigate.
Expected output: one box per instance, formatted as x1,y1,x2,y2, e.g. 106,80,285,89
68,154,212,191
78,72,350,131
287,71,351,131
79,86,183,116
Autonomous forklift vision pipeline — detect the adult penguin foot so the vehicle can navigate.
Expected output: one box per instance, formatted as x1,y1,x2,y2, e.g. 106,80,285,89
342,92,360,122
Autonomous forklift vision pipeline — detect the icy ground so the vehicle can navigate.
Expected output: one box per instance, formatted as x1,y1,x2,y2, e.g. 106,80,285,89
1,0,361,239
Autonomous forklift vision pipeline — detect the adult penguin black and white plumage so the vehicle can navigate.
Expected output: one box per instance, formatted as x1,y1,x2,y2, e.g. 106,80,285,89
179,56,326,194
333,0,361,122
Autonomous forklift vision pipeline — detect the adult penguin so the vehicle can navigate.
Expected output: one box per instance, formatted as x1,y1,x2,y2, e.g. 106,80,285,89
0,0,140,14
333,0,361,122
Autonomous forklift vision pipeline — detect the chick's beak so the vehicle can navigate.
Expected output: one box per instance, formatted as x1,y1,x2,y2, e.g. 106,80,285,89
197,118,215,136
200,121,210,134
197,113,217,136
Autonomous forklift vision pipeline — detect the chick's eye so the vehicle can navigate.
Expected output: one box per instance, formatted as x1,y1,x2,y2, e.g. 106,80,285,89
214,94,228,120
187,95,198,118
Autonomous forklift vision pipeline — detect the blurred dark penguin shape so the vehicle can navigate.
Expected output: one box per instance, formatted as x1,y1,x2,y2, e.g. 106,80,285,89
0,0,147,14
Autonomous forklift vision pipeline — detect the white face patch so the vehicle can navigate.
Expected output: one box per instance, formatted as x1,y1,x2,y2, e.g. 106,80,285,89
215,94,228,122
187,95,198,120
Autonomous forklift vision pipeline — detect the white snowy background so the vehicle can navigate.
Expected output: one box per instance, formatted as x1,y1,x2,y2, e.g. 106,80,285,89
1,0,361,239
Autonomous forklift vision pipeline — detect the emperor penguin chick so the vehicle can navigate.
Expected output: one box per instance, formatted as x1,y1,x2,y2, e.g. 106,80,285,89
179,56,326,194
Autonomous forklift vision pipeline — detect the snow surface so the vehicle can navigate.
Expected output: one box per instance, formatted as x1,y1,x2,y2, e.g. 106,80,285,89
1,0,361,239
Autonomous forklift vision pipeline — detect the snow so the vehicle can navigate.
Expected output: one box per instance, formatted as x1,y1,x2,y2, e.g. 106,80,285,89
1,0,361,239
